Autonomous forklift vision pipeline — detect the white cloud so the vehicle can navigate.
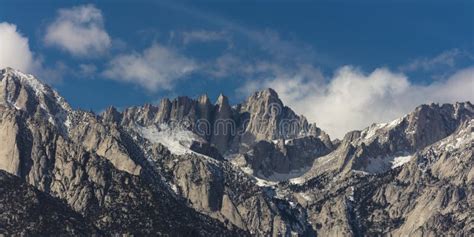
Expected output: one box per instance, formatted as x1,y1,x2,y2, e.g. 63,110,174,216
78,63,97,78
205,53,250,78
44,4,111,57
181,30,229,45
0,22,40,72
245,29,321,65
239,66,474,139
103,43,197,91
200,29,329,80
0,22,68,84
400,49,466,72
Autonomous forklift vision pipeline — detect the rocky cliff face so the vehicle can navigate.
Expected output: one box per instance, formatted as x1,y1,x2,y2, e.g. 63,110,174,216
282,117,473,236
299,101,473,178
232,136,333,180
0,67,472,236
0,170,100,235
103,87,332,156
100,84,334,179
0,68,246,236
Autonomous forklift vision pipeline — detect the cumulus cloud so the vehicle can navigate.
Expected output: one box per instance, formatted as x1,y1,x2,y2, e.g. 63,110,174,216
102,43,197,91
0,22,40,72
0,22,69,84
239,66,474,139
44,4,111,57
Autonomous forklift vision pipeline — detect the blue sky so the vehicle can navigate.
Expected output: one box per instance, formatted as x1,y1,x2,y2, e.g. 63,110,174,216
1,0,473,137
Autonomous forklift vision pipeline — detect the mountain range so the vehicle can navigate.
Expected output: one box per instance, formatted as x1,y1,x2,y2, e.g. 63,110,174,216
0,67,472,236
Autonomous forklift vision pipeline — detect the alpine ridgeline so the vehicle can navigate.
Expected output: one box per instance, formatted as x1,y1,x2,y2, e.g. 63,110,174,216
0,68,472,236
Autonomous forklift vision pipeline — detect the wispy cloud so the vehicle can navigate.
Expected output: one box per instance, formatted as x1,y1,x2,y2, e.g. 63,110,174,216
246,29,316,63
102,43,197,91
44,4,111,57
200,29,323,81
180,30,230,45
78,64,98,78
239,66,474,139
204,53,255,78
399,49,468,72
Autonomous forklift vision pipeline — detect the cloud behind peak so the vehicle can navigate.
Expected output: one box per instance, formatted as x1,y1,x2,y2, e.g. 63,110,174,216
239,66,474,139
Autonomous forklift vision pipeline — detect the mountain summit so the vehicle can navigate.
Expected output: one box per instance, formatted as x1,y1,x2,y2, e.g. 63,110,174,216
0,68,472,236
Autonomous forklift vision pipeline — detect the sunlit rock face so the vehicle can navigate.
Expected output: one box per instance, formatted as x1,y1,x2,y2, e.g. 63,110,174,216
0,68,472,236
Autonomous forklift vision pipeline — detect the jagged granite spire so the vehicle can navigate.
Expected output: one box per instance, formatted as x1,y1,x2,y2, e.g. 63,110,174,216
102,106,122,124
211,93,233,153
1,68,472,236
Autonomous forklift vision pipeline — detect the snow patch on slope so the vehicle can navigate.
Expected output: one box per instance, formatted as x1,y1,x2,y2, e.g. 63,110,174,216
238,165,278,187
360,153,414,174
437,119,473,152
359,115,407,143
135,124,206,157
362,123,387,140
353,114,409,145
391,155,413,168
289,177,306,185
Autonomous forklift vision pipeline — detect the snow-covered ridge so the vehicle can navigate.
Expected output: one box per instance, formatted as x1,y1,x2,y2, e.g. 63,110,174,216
356,119,472,174
359,115,406,142
436,119,473,152
1,67,73,132
1,67,48,97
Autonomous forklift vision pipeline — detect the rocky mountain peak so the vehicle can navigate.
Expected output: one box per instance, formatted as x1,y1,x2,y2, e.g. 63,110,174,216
0,67,73,134
198,94,211,105
102,106,122,123
237,88,328,146
158,97,171,107
314,101,474,175
216,93,229,106
257,88,279,99
402,102,473,148
211,93,232,153
2,67,47,95
0,68,472,236
1,67,71,109
243,88,283,110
